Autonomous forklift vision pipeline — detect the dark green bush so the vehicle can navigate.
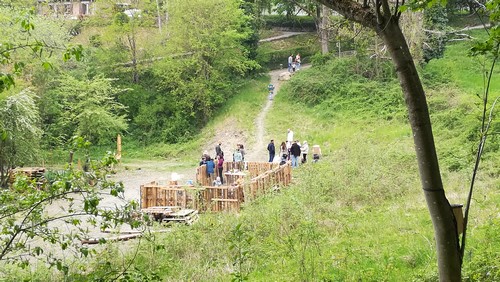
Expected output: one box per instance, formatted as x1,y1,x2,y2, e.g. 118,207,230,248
262,15,316,31
284,56,404,120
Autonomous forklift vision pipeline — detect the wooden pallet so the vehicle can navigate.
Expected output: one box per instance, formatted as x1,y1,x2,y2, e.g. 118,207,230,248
161,209,199,225
141,206,199,225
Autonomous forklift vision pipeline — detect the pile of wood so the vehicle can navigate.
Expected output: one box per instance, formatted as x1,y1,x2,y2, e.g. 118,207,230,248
9,167,46,186
141,206,199,225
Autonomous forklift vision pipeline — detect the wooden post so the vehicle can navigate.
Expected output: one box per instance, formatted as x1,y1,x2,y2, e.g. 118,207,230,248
116,134,122,161
451,204,464,235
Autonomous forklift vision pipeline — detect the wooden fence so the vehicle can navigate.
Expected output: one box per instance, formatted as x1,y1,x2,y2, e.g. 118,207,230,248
196,161,280,186
140,183,245,212
142,162,291,213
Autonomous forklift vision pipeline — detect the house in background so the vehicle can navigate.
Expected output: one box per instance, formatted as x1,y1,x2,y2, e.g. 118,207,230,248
37,0,95,19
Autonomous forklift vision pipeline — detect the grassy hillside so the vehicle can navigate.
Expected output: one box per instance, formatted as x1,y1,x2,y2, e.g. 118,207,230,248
105,28,497,281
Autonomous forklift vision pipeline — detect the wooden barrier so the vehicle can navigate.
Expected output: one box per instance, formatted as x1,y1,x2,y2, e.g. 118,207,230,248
140,182,244,212
145,161,291,213
196,162,281,186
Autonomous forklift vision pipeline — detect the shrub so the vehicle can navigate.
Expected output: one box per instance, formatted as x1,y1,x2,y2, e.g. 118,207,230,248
262,15,316,31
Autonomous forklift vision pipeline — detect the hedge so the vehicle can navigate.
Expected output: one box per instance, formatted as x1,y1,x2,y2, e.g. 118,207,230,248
262,15,317,31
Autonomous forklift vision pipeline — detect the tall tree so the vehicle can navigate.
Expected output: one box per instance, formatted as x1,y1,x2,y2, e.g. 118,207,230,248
40,75,128,146
314,0,461,280
0,90,41,188
135,0,259,142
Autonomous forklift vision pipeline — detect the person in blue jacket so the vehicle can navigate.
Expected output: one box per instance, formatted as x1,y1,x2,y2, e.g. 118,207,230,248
206,157,216,178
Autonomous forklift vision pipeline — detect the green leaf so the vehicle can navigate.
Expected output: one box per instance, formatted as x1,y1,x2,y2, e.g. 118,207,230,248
42,61,53,70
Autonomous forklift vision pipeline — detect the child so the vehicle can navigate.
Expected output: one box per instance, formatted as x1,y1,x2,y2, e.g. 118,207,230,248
213,176,222,186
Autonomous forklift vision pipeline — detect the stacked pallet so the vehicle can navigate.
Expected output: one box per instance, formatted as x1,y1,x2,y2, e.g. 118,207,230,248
9,167,46,186
141,205,199,225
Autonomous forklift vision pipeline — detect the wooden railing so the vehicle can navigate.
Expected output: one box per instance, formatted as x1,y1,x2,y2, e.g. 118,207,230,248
142,162,291,213
140,183,244,212
196,161,281,186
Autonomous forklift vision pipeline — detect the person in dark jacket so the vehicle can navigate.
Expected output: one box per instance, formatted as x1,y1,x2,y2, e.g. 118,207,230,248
215,142,223,158
206,157,216,177
267,139,275,163
290,140,301,168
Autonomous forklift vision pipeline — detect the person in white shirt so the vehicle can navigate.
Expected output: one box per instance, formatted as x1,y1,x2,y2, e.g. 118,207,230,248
287,128,294,143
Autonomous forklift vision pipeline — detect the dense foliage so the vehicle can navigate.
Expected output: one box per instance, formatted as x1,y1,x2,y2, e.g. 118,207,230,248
39,75,128,146
0,90,41,187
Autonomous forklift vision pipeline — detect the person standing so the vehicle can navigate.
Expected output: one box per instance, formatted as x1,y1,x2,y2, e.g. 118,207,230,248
206,157,216,177
279,141,288,164
301,140,309,163
288,54,293,72
215,142,223,158
287,129,294,143
239,144,246,162
233,148,243,170
295,53,301,70
290,140,301,168
267,139,275,163
217,154,224,184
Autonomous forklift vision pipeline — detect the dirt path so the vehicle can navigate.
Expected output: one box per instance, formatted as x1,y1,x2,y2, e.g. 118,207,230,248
246,69,284,162
258,31,310,43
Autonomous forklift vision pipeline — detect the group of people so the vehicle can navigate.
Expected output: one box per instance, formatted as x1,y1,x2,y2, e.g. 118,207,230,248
199,143,225,185
287,53,301,73
199,142,248,186
200,129,321,184
267,129,321,168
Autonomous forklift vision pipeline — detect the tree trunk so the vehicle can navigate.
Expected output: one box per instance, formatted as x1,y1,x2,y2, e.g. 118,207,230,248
379,18,461,280
321,5,329,54
315,0,462,280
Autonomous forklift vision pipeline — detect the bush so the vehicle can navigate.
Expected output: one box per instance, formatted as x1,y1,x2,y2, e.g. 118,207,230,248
262,15,316,31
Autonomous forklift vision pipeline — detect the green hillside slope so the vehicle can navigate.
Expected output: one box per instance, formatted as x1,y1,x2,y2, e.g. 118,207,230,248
104,29,497,281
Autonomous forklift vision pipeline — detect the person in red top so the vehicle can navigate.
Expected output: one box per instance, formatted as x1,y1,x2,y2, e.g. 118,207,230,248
217,153,224,184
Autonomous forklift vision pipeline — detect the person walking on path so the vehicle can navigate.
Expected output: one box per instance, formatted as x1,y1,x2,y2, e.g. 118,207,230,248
301,140,309,163
268,83,275,100
290,140,301,168
295,53,301,70
267,139,275,163
288,54,293,72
